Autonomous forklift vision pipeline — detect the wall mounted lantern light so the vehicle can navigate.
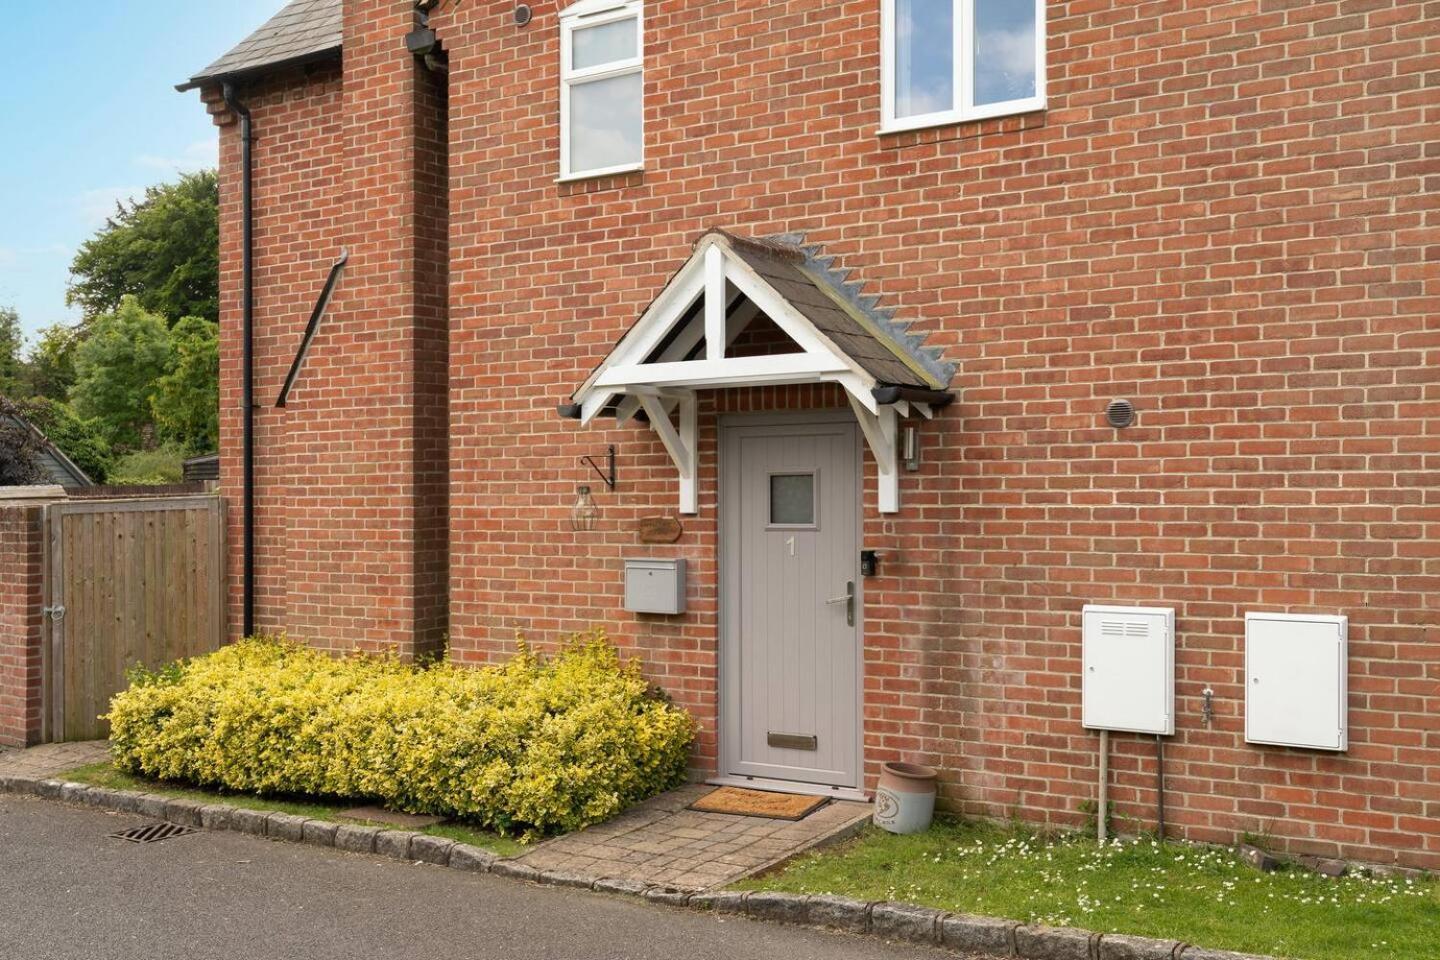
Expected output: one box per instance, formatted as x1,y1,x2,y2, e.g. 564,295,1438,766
571,485,600,532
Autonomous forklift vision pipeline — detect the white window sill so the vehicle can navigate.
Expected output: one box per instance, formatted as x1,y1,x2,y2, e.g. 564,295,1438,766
879,98,1046,136
556,163,645,184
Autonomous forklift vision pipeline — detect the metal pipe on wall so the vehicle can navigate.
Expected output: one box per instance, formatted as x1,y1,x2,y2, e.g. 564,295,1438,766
221,82,255,638
1156,734,1166,841
1097,729,1109,843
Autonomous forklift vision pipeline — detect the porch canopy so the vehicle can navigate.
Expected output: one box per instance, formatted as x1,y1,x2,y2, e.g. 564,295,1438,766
560,229,955,514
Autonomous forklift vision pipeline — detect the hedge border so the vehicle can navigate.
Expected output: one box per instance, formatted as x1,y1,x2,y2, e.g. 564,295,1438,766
0,774,1272,960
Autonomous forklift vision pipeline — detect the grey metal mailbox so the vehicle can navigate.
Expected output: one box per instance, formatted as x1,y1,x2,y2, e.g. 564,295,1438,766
624,558,687,615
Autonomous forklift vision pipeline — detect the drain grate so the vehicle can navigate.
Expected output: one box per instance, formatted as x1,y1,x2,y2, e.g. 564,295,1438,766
109,822,198,845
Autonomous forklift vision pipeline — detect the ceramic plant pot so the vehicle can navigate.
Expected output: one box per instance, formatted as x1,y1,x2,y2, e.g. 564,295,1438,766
873,761,938,834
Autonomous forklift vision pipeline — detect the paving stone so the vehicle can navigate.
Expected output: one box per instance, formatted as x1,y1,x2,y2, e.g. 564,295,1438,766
302,820,339,846
230,808,272,837
491,861,540,883
870,902,943,945
199,804,234,831
136,794,170,820
1237,844,1280,873
109,790,146,815
82,786,122,808
1295,855,1348,878
1017,924,1099,960
1179,949,1271,960
409,834,455,866
164,798,206,828
374,830,414,860
594,876,649,897
1100,933,1185,960
805,894,871,934
449,844,497,873
58,782,89,805
267,813,310,843
643,887,691,907
333,823,379,853
689,890,748,914
745,891,810,925
34,780,64,800
942,913,1017,955
539,869,595,890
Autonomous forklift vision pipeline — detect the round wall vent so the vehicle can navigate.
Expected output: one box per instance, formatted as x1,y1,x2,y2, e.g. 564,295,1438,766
1105,398,1136,429
514,4,533,26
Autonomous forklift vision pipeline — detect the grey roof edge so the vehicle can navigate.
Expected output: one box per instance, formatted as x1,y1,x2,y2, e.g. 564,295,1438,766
1,402,93,487
176,46,341,93
177,0,344,92
767,232,957,390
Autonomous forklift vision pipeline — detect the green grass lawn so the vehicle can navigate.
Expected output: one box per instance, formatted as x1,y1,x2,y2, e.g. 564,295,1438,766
735,819,1440,960
61,761,525,857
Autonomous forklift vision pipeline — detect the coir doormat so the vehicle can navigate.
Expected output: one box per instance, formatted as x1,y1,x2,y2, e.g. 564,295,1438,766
688,786,829,821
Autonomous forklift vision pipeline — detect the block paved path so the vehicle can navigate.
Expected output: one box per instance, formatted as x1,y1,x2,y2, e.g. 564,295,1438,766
518,783,872,891
0,740,109,779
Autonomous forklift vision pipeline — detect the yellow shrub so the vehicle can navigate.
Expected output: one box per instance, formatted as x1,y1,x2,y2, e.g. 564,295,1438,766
107,630,695,838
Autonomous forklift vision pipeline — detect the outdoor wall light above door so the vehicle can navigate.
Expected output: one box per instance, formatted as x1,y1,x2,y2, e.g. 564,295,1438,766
571,485,600,532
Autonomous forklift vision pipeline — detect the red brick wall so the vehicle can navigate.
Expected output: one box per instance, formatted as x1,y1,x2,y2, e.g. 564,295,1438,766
0,505,46,748
422,0,1439,870
207,0,1439,870
208,1,448,658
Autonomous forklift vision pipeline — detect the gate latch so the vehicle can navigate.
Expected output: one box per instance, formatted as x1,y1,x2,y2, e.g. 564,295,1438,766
43,605,66,622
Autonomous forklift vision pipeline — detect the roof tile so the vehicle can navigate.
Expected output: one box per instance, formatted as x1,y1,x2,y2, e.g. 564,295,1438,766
181,0,342,90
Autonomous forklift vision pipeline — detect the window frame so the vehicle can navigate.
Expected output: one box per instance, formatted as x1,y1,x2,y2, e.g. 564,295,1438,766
880,0,1047,134
558,0,646,182
766,470,821,530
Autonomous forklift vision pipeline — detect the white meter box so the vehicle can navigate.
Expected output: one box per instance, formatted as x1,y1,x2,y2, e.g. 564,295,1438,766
1245,612,1347,751
1082,605,1174,736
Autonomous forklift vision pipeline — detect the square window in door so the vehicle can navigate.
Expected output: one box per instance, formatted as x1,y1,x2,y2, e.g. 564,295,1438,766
769,473,816,526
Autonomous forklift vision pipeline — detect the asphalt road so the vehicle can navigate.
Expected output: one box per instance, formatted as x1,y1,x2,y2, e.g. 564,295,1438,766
0,796,949,960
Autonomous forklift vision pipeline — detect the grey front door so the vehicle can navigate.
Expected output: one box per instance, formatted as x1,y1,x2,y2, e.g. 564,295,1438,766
720,414,861,789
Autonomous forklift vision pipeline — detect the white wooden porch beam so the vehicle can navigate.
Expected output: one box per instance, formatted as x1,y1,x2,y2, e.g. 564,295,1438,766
848,393,900,514
613,300,761,423
597,353,847,391
638,395,698,514
705,243,726,361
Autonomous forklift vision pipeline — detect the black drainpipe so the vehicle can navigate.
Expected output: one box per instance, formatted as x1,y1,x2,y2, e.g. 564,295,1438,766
222,82,256,638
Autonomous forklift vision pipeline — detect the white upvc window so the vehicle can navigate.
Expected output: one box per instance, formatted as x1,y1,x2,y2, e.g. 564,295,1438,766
559,0,644,181
880,0,1046,134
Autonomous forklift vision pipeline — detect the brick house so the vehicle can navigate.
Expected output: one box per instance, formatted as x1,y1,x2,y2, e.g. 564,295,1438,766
180,0,1439,869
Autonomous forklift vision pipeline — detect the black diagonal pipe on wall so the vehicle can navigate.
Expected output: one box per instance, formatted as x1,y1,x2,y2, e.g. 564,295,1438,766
221,82,255,638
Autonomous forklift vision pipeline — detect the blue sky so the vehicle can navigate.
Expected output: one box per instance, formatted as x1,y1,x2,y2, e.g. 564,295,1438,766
0,1,286,342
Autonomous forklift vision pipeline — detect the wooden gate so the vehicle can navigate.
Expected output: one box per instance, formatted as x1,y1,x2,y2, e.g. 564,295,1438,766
45,496,226,741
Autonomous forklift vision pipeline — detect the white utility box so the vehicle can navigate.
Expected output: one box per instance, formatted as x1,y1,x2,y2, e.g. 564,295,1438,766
1082,605,1175,736
1245,612,1347,751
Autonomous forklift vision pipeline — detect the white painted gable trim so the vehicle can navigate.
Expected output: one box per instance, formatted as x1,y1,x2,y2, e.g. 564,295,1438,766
570,232,917,513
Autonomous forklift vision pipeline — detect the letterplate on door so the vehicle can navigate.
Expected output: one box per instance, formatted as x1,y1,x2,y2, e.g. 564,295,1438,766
768,732,818,751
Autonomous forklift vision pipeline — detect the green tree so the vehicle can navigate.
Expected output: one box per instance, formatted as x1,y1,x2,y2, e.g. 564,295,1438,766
0,397,48,486
152,315,219,453
14,397,112,483
0,307,24,397
70,297,173,451
23,322,80,402
66,171,219,326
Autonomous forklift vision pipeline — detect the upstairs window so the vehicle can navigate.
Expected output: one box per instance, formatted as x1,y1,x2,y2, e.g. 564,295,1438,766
881,0,1046,133
560,0,644,181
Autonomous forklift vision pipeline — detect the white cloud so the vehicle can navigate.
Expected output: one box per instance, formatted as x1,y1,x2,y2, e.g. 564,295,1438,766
134,138,219,174
74,186,145,228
